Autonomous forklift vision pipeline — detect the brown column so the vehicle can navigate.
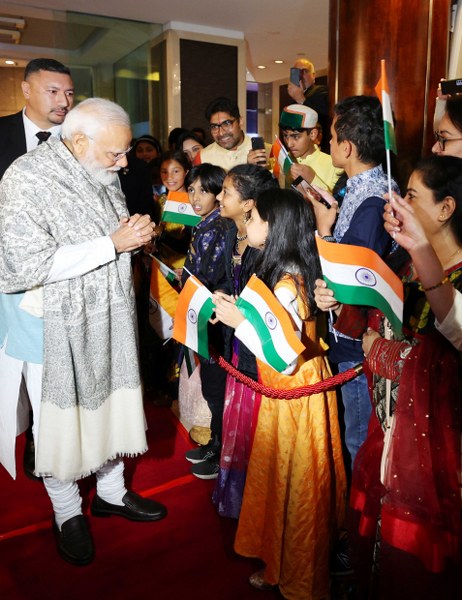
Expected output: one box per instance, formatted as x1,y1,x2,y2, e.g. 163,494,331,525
328,0,452,188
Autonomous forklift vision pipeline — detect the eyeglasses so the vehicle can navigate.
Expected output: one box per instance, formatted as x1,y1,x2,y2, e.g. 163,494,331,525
434,132,462,151
86,134,132,162
209,119,236,132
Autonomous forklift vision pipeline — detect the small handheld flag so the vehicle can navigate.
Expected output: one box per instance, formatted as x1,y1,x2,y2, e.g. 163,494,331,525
150,254,178,284
375,59,397,205
316,237,403,334
236,274,305,372
149,258,179,339
161,191,201,227
270,137,293,180
172,275,215,358
375,59,397,155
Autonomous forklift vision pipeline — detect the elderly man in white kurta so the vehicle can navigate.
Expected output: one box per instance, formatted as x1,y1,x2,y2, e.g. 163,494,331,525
0,98,167,566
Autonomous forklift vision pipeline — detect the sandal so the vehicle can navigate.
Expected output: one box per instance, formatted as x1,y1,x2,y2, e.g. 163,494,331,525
249,569,276,591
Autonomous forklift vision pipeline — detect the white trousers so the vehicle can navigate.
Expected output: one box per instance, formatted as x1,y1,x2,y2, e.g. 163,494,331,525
0,346,127,528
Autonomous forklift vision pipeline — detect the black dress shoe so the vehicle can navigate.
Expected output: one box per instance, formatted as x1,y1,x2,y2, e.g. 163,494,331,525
23,439,42,482
53,515,94,566
91,491,167,522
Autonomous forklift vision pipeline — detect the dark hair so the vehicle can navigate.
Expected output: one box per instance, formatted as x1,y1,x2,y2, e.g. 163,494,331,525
205,97,240,121
445,96,462,134
226,164,278,201
177,131,204,151
333,95,385,165
253,188,321,317
133,134,162,156
192,127,207,142
413,155,462,245
159,149,191,172
24,58,71,79
168,127,187,149
185,163,226,196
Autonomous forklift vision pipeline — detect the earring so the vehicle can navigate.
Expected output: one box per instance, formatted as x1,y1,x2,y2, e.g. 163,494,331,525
242,212,250,224
438,214,446,221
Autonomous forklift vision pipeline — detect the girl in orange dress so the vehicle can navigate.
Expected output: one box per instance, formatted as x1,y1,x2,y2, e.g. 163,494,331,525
214,188,346,599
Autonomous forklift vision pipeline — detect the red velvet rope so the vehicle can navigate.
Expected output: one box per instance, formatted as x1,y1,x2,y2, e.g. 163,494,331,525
213,353,363,400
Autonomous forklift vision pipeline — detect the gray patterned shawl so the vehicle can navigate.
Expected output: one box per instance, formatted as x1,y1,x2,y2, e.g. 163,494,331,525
0,137,147,481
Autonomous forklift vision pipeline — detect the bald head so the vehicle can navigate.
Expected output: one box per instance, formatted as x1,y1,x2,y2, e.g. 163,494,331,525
293,58,315,90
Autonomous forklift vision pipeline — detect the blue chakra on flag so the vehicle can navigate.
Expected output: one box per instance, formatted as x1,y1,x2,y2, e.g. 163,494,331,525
178,203,187,213
355,268,377,287
149,298,159,314
188,308,198,323
265,311,277,330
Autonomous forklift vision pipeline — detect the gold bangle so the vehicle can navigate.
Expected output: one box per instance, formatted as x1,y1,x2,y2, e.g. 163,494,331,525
418,276,449,292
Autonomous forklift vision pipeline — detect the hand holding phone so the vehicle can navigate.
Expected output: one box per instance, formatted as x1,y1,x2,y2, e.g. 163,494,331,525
440,78,462,96
291,176,333,209
250,136,267,166
290,67,301,86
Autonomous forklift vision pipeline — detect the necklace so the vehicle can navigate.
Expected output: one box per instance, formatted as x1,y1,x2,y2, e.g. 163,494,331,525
236,233,247,242
443,247,462,268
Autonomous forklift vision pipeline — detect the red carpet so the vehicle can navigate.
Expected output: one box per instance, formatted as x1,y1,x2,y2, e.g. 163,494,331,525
0,403,280,600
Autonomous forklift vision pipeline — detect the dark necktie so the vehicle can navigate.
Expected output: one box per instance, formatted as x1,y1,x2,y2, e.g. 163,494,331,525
36,131,51,145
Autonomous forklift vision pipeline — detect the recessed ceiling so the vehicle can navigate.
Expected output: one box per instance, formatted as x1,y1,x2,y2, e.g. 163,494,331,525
0,0,328,82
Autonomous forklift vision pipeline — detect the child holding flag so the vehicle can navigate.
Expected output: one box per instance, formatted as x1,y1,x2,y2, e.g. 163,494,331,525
211,165,279,514
213,188,346,599
154,149,192,270
180,164,230,479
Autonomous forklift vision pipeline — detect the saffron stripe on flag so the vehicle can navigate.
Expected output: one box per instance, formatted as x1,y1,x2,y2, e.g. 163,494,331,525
149,258,179,339
161,191,201,226
375,59,397,155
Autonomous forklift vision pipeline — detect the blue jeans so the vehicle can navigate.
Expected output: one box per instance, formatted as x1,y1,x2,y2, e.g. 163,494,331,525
337,361,371,467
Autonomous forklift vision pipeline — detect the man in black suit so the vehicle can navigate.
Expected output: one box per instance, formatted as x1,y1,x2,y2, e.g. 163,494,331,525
0,58,74,180
0,58,74,480
287,58,330,153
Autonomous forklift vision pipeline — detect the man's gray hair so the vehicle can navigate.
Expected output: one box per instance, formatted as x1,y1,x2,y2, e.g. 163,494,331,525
61,97,130,140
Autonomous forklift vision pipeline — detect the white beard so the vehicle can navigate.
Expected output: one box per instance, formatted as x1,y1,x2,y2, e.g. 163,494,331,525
79,146,120,186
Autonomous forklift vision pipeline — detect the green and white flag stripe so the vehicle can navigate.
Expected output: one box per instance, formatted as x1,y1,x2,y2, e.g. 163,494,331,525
162,200,201,227
320,261,403,334
151,255,177,284
236,281,303,372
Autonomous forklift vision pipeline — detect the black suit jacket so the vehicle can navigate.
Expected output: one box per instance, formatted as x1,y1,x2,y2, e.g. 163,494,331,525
0,111,27,180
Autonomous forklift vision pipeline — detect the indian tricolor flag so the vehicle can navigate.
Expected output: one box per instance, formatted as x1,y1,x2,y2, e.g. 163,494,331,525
316,237,403,334
151,254,178,285
236,274,305,372
149,258,179,339
375,59,397,155
161,191,201,227
270,137,293,179
172,275,215,358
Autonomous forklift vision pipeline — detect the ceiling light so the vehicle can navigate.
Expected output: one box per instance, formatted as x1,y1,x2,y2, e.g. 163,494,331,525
5,59,16,65
274,60,284,64
257,65,266,69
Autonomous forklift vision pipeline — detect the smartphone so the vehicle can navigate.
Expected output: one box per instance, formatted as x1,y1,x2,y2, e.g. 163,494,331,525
251,136,265,150
440,78,462,96
291,176,332,209
290,67,301,86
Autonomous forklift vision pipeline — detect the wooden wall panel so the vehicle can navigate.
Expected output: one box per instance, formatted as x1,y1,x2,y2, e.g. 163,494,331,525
329,0,452,188
180,39,238,133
